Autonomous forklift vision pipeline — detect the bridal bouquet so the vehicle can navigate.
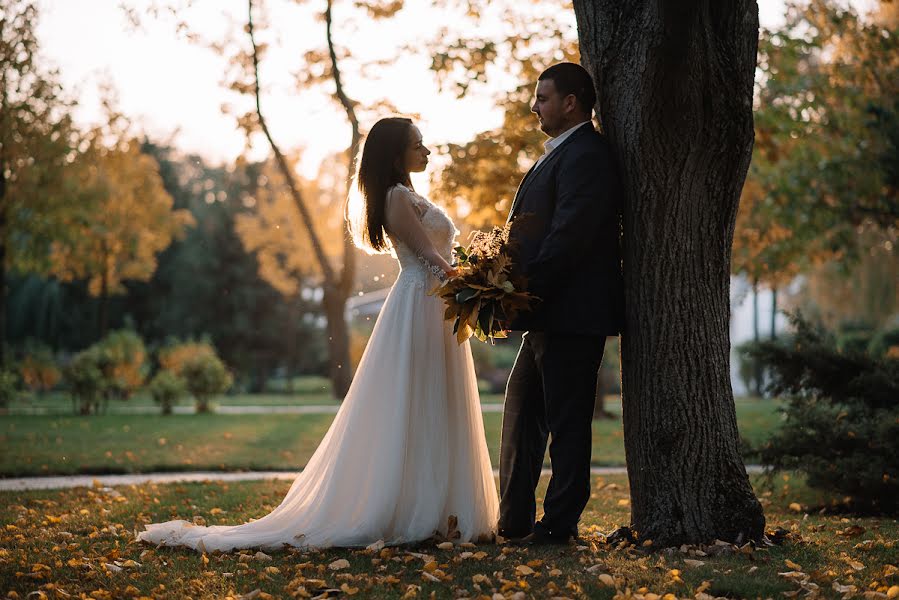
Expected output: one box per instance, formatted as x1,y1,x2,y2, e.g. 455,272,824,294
430,223,536,344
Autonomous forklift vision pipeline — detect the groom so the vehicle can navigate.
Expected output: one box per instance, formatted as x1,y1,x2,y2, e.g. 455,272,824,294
499,62,625,544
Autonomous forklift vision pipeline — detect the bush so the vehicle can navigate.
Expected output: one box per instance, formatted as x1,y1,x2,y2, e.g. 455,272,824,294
869,325,899,358
147,370,187,415
749,313,899,514
94,330,146,401
64,349,105,415
63,330,147,415
0,369,19,411
19,343,61,395
181,353,233,413
158,338,217,376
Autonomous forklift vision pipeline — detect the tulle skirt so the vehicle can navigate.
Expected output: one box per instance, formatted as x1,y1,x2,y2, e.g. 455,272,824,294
136,271,499,552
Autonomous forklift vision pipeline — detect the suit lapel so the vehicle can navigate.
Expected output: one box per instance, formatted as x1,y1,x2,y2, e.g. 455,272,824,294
507,124,594,222
506,163,539,223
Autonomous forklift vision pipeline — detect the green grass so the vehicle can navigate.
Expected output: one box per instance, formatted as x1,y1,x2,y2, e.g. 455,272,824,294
0,399,780,477
8,382,504,414
1,474,896,599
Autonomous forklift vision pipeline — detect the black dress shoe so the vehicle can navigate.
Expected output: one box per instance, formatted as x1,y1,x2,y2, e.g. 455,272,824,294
511,530,574,546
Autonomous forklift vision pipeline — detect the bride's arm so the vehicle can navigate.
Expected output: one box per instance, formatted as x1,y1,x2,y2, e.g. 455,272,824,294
385,187,455,281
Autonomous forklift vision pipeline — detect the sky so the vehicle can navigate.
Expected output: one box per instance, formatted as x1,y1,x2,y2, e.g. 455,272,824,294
36,0,802,180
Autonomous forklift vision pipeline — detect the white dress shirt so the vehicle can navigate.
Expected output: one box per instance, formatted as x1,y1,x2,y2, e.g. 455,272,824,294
533,120,593,170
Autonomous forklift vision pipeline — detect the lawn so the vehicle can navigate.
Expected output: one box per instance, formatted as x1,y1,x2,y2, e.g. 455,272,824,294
6,381,507,415
0,399,780,477
1,474,895,599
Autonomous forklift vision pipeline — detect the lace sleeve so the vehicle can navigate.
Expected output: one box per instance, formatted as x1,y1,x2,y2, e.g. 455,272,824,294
385,186,453,282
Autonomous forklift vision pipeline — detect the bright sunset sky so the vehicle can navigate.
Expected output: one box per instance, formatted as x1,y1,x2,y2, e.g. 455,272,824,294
36,1,871,181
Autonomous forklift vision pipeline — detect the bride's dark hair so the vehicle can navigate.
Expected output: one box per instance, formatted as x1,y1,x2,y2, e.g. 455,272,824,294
347,116,414,254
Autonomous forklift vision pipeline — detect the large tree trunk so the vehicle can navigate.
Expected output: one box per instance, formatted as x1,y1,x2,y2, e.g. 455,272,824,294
0,210,6,368
573,0,765,546
98,269,109,339
751,280,762,395
323,287,352,398
593,362,616,420
770,287,777,340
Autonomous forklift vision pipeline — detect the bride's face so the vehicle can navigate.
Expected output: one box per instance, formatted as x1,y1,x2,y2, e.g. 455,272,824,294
401,125,431,174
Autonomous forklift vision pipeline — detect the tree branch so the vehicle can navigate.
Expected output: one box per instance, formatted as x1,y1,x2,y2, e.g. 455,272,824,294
324,0,359,297
247,0,336,285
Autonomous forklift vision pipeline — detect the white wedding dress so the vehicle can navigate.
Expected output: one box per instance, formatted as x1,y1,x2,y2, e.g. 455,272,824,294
136,184,499,552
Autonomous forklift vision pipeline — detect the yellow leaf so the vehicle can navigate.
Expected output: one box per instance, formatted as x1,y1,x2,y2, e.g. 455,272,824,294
515,565,534,576
788,502,802,512
340,584,359,595
785,559,803,571
423,561,438,573
265,566,280,575
598,573,615,586
436,542,453,550
887,585,899,599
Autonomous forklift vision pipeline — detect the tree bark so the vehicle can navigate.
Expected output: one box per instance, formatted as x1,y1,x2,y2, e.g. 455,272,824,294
323,286,352,397
593,363,616,420
98,266,109,339
751,280,761,395
573,0,766,546
770,286,777,340
0,211,6,368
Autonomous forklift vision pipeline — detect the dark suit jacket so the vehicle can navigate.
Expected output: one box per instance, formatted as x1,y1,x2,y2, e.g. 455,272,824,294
506,123,625,336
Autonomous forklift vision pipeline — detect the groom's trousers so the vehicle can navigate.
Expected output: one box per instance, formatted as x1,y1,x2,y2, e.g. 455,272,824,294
498,331,606,538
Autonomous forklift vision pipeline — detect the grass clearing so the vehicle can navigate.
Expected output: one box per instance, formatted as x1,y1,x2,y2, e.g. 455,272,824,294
1,474,895,599
1,399,779,477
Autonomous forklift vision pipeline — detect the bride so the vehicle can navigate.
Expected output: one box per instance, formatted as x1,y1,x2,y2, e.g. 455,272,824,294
136,117,499,552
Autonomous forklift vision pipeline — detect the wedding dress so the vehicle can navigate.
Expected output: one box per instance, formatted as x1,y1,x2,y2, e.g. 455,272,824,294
136,184,499,552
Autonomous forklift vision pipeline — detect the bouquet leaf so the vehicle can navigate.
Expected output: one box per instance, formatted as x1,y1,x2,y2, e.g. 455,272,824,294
429,223,537,345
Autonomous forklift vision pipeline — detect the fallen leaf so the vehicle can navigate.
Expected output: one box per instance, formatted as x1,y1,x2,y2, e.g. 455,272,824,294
836,525,866,537
788,503,802,512
515,565,534,576
328,559,350,570
785,559,803,571
684,559,706,567
598,574,615,586
437,542,454,550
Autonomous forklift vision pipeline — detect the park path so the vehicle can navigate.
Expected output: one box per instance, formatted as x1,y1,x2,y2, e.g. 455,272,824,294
0,466,765,492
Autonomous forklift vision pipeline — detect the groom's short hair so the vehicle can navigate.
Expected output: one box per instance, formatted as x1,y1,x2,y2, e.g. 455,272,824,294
539,63,596,115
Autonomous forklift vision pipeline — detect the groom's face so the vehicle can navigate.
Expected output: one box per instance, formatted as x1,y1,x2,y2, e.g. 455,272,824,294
532,79,570,138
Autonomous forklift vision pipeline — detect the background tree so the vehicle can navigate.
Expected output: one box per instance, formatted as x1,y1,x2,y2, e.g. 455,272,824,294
211,0,407,397
573,1,766,545
0,0,79,364
736,0,898,329
48,127,194,338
